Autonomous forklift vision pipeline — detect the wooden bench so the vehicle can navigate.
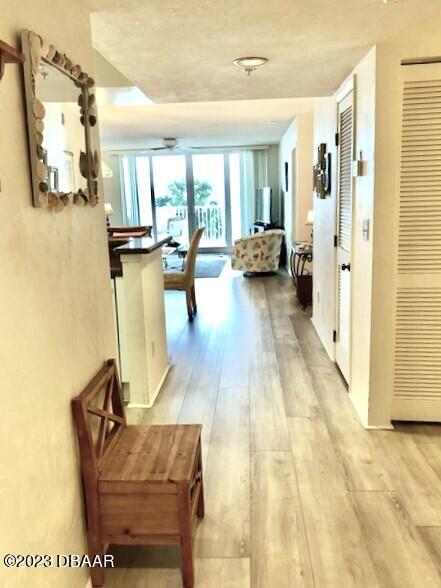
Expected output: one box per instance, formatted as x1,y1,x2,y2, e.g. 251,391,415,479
72,359,204,587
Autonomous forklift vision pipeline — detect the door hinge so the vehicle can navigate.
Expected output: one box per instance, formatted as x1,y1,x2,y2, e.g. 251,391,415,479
333,330,337,343
334,235,338,247
335,132,339,147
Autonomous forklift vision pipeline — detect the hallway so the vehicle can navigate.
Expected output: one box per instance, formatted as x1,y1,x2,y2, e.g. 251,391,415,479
107,269,441,587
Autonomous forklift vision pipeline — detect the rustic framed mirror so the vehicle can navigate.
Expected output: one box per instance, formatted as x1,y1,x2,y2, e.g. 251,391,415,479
21,30,99,211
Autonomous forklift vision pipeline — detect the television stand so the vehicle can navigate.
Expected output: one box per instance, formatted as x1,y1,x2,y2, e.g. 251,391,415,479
252,221,281,234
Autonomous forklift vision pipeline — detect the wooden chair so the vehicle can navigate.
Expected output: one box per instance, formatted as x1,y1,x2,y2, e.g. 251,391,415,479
163,227,204,320
108,226,152,278
107,225,152,239
72,359,204,587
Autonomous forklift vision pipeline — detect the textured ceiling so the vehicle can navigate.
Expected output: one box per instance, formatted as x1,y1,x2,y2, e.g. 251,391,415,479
98,98,314,150
90,0,441,103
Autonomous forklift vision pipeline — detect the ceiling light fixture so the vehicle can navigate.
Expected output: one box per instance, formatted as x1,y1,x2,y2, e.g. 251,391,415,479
233,56,268,76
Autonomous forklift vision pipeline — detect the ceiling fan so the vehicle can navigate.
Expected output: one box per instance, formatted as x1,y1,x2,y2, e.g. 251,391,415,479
149,138,186,151
147,138,270,152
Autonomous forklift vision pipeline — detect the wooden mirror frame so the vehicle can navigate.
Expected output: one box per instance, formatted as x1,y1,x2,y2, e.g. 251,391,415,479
21,30,99,212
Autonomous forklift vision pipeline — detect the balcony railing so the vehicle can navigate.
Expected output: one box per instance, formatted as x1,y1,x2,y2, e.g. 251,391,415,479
156,205,224,242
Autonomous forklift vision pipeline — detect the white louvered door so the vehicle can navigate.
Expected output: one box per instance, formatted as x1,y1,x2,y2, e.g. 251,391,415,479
336,91,354,383
393,63,441,420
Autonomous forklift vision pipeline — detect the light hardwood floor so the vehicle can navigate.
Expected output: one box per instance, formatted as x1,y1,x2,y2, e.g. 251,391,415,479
106,268,441,587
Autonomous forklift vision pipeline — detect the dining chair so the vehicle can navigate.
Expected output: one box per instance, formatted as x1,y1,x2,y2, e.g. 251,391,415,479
163,227,205,320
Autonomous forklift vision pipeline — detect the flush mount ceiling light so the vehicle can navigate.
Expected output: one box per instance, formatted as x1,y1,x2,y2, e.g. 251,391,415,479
233,57,268,76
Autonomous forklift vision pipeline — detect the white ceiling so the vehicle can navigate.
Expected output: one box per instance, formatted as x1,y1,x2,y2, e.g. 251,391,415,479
98,98,314,150
90,0,441,103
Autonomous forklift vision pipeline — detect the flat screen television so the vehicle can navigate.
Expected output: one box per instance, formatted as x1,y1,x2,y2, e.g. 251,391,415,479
256,187,272,224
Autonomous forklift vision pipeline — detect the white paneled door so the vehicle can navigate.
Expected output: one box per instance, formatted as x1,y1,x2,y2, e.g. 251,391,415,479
393,63,441,420
335,91,354,383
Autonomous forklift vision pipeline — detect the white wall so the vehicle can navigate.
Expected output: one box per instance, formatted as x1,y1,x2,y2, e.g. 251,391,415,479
347,48,377,425
313,12,441,428
102,152,124,225
368,11,441,426
311,98,337,360
279,112,313,255
312,49,377,425
0,3,115,587
267,144,280,223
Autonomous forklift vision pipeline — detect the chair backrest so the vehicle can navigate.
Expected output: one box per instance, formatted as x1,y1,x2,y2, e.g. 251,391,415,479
72,359,126,484
107,225,152,237
184,227,205,282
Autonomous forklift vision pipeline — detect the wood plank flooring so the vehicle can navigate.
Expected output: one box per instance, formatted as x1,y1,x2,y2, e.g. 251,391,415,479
106,269,441,587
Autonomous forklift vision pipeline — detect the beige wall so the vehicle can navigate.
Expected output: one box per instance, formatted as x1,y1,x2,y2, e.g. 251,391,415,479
279,112,313,256
0,3,115,587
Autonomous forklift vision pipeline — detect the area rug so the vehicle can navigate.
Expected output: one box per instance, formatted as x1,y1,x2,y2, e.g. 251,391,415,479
164,253,229,278
195,254,229,278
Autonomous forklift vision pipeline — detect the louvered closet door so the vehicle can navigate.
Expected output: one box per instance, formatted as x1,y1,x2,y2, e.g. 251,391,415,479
336,91,354,383
393,63,441,420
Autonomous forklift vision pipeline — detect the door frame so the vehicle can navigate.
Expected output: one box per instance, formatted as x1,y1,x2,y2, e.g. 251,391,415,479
334,76,356,384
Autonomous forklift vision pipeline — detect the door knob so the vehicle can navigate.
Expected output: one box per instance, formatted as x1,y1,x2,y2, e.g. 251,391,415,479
341,263,351,272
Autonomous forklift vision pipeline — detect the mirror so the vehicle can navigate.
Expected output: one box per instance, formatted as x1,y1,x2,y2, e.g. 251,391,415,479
21,30,100,212
36,63,87,195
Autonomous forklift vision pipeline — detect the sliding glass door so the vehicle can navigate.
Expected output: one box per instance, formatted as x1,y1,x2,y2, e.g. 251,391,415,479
135,156,153,226
192,153,228,247
119,150,247,250
152,154,189,243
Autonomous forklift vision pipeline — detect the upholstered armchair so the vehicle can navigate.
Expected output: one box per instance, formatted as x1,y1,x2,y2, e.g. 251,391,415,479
231,229,285,273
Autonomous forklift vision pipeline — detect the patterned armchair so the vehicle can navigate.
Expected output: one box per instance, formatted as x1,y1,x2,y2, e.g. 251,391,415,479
231,229,285,273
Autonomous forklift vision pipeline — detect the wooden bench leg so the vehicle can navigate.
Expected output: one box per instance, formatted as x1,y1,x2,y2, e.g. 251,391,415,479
84,487,105,586
196,481,205,519
88,533,105,586
178,484,194,588
90,563,105,587
196,448,205,519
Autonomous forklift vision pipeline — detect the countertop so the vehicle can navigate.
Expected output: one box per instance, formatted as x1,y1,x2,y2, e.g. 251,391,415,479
114,233,172,255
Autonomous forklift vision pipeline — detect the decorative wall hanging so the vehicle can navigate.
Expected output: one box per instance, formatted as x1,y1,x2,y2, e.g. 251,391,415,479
21,30,99,211
313,143,331,199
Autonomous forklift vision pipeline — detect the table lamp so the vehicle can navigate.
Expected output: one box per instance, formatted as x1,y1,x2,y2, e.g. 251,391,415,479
305,209,314,242
104,202,113,228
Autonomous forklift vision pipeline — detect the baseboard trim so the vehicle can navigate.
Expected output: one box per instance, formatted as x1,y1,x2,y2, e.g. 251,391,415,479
347,392,394,431
127,364,170,409
364,424,395,430
310,316,335,362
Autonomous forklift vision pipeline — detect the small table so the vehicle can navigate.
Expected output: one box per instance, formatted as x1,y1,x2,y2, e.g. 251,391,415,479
291,243,313,308
162,243,188,270
292,243,313,278
162,246,175,269
177,243,188,269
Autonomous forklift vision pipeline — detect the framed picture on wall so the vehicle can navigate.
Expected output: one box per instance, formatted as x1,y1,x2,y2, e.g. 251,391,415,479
284,161,288,191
